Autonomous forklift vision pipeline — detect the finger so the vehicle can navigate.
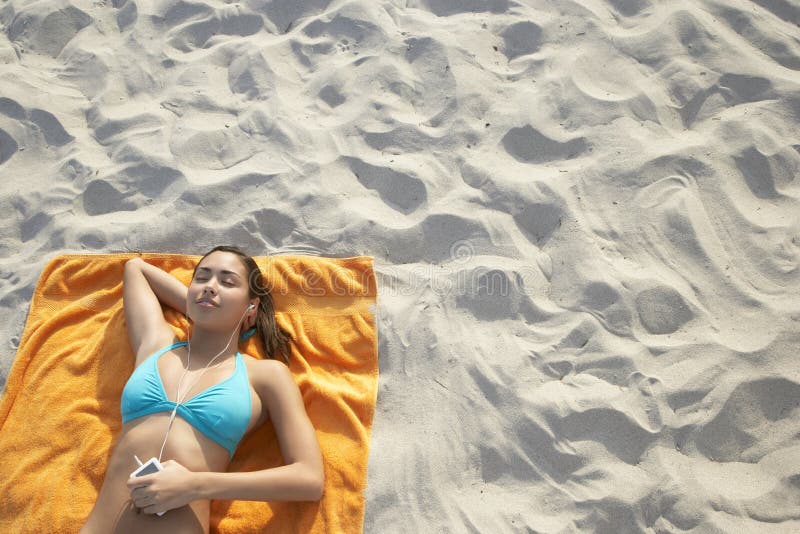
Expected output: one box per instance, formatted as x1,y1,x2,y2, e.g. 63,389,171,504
125,478,148,490
127,475,153,489
131,488,151,501
143,504,160,515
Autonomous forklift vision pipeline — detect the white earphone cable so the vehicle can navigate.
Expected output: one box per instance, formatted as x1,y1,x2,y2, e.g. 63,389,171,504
156,303,253,462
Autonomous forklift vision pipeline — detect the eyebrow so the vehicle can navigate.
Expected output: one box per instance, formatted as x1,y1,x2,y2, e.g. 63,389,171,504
196,267,242,279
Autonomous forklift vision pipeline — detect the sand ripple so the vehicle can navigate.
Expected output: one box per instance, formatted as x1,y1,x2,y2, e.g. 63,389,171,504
2,0,800,532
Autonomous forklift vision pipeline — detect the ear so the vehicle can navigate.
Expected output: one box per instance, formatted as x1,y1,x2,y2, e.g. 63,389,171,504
247,298,260,321
245,298,260,329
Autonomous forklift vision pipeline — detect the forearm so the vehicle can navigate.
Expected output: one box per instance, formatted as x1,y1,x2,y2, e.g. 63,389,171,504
191,462,324,503
125,258,188,314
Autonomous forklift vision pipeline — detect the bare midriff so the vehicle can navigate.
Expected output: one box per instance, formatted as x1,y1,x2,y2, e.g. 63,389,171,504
79,414,229,534
80,354,265,534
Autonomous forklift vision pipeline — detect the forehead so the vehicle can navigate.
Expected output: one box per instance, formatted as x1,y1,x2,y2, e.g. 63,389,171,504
196,251,247,276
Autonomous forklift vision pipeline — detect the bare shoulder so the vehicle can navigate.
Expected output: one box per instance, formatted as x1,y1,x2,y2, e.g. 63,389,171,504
135,333,183,366
243,357,297,394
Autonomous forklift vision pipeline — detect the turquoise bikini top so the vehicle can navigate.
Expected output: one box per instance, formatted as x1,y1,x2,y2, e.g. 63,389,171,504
120,341,252,458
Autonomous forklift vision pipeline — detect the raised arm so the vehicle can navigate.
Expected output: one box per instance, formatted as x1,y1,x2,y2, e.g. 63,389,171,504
123,258,188,360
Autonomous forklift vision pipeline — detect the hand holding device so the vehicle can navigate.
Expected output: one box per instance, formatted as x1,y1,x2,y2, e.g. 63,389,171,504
130,456,166,516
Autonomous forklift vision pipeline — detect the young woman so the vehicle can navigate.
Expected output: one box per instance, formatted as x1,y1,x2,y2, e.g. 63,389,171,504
80,246,324,534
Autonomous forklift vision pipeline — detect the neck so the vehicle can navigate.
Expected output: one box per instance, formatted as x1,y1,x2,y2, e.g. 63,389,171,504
186,325,240,364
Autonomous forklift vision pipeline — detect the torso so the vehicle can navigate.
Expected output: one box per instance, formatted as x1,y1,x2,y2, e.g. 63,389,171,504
80,342,269,534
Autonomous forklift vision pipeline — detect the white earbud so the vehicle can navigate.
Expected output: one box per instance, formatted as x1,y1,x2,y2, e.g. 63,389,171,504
248,304,255,310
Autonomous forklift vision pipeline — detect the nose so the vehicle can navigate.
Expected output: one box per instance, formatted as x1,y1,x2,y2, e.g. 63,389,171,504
202,279,218,295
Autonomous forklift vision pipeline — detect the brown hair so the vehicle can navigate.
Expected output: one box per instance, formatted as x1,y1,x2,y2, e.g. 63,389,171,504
193,245,292,364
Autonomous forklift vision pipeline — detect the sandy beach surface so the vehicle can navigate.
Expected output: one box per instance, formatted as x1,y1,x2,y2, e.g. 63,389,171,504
2,0,800,532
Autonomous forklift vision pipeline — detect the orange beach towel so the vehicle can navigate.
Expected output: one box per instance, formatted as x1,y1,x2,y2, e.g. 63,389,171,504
0,253,378,534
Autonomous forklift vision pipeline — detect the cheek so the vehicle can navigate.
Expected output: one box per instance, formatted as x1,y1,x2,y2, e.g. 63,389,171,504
234,290,251,307
186,284,201,299
223,286,249,303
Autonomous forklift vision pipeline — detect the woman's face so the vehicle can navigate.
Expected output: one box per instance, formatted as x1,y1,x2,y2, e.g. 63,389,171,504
186,251,253,333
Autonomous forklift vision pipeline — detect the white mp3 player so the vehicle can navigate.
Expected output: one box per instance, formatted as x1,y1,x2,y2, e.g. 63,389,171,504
130,456,166,516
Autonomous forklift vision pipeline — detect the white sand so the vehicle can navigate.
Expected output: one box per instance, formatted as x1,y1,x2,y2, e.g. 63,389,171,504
2,0,800,531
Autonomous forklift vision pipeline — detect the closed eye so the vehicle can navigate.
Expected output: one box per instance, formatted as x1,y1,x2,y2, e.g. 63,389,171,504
194,277,236,286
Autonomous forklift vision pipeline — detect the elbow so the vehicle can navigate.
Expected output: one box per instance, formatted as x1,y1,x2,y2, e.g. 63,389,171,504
124,257,143,271
302,465,325,501
313,478,325,501
308,471,325,501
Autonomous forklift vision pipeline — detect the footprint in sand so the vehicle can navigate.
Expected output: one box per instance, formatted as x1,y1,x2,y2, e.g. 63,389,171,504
344,156,427,215
501,124,588,164
0,128,19,165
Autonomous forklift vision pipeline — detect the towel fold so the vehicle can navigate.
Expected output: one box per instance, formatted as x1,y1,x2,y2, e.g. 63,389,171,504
0,253,378,534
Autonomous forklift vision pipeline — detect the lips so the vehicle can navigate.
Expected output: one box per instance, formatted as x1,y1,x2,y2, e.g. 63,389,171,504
196,298,218,308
